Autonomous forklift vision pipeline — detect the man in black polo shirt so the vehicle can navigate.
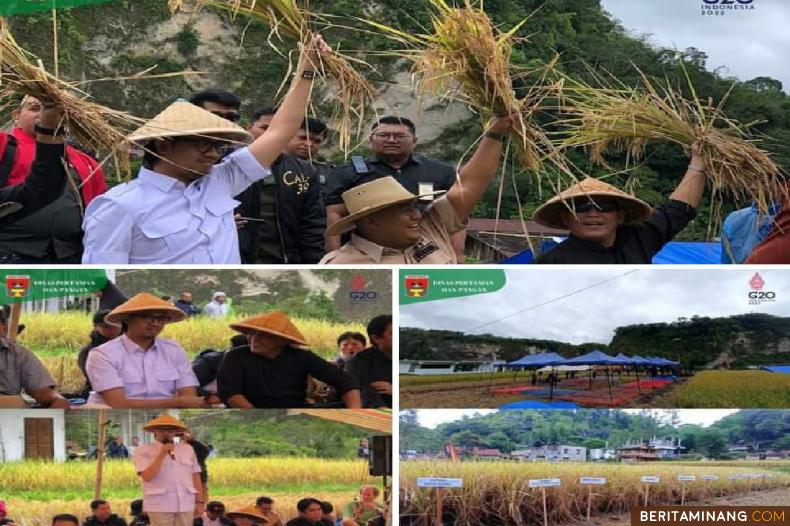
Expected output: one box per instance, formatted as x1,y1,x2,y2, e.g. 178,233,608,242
216,312,361,408
344,315,392,408
534,146,707,264
325,116,465,259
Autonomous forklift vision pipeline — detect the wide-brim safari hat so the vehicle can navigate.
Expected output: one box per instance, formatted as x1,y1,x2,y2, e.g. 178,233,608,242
226,506,268,522
326,176,445,236
128,101,252,144
229,311,308,346
105,292,186,325
532,177,652,229
143,414,188,432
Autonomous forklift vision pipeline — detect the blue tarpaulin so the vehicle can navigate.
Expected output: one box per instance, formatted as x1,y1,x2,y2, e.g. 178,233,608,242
500,400,579,409
760,365,790,374
501,241,722,264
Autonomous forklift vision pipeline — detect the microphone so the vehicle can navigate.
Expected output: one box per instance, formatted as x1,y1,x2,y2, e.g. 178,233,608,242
162,438,176,460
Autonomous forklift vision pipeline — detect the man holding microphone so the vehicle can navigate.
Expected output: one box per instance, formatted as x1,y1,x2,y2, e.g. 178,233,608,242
134,415,203,526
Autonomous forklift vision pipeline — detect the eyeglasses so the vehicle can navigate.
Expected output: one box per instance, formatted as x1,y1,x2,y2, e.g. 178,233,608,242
180,137,231,155
371,132,411,141
134,313,171,323
571,200,620,213
211,110,241,123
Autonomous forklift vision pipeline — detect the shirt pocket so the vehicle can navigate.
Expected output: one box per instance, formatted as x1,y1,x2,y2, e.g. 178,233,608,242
138,217,190,254
119,367,145,392
205,196,240,232
156,368,180,390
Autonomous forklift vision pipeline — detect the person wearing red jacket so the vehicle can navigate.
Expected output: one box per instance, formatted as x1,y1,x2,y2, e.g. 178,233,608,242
0,96,107,263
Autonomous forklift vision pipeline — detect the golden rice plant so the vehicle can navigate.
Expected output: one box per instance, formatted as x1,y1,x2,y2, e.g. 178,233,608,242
554,66,787,214
366,0,560,173
401,460,790,526
170,0,378,154
664,370,790,408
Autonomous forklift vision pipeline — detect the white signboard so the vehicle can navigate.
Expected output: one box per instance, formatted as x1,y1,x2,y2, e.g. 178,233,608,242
678,475,696,482
746,473,764,480
580,477,607,485
417,478,463,488
702,475,719,481
529,478,562,488
728,474,744,480
640,476,660,484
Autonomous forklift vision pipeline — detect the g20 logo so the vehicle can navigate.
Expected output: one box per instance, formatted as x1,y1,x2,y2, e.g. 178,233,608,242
702,0,753,3
748,291,775,300
349,291,378,300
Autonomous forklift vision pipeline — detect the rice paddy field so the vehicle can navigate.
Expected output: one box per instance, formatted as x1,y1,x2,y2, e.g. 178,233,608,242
16,312,362,393
400,460,790,526
400,370,790,409
1,458,379,526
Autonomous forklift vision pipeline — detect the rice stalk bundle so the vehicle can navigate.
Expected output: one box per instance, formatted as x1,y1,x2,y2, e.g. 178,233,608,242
173,0,378,154
0,19,144,171
555,67,787,214
366,0,559,172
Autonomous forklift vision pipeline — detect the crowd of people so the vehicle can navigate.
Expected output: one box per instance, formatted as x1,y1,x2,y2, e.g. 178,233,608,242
3,34,777,264
0,292,392,409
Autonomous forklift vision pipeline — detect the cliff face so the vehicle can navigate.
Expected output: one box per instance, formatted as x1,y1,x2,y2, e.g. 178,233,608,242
402,314,790,369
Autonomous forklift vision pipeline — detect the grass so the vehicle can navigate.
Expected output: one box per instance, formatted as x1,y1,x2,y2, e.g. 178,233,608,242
400,460,790,525
16,312,363,393
662,371,790,408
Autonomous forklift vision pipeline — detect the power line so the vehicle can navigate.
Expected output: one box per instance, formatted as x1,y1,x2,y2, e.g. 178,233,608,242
467,269,640,333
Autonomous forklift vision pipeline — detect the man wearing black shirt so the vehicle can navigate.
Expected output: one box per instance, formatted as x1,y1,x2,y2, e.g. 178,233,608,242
217,312,361,408
83,500,127,526
534,146,707,264
284,499,329,526
345,315,392,408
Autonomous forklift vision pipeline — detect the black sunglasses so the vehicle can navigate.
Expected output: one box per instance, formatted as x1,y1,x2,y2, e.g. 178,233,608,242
179,137,232,155
211,110,241,123
571,199,620,213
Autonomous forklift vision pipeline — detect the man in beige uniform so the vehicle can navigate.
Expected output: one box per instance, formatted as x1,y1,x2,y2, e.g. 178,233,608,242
320,116,511,264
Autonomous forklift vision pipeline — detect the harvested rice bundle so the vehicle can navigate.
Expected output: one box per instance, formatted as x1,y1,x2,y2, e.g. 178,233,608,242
366,0,557,172
0,19,144,160
555,67,787,214
173,0,378,154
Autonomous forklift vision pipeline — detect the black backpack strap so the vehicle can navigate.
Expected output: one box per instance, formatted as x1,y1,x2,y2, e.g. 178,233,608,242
0,135,18,188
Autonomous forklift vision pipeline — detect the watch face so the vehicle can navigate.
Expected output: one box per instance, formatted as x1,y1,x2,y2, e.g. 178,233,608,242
418,182,435,201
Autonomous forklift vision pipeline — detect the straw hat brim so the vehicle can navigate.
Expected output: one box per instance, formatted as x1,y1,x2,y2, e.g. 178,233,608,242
533,190,652,230
327,190,445,237
129,127,251,144
143,417,188,432
225,510,267,522
228,322,309,346
105,305,186,325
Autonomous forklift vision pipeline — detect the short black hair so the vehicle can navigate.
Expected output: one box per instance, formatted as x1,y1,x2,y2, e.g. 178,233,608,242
366,314,392,340
371,116,416,135
90,499,108,510
251,106,278,122
92,309,113,326
296,498,322,513
337,331,366,347
255,496,274,506
0,305,7,326
303,117,328,136
206,501,225,512
130,500,143,515
319,501,333,514
189,89,241,110
52,515,80,526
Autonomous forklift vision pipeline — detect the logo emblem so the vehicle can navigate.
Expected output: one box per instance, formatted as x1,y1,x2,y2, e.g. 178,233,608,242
6,275,30,298
405,275,429,298
749,273,765,291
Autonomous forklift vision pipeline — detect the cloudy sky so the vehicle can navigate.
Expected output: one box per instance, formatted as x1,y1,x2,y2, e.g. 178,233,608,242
415,409,740,429
400,269,790,344
601,0,790,91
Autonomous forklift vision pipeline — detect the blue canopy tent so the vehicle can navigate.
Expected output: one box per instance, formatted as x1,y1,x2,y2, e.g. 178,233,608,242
501,241,722,264
613,353,643,393
501,352,567,389
562,350,620,401
760,365,790,374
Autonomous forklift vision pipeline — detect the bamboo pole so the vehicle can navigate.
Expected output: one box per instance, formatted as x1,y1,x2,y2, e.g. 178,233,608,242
7,303,22,342
94,409,107,499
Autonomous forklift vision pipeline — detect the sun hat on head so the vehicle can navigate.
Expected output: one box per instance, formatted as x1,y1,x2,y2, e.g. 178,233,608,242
326,176,445,236
143,414,188,432
212,291,226,300
128,101,252,144
532,177,652,229
229,311,308,346
225,506,268,522
104,292,186,325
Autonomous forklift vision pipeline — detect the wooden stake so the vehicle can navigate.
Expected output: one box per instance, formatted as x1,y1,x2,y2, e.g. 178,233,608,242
52,8,59,78
541,487,548,526
435,487,444,526
94,409,107,499
681,483,686,505
643,484,649,507
586,486,593,523
7,303,22,342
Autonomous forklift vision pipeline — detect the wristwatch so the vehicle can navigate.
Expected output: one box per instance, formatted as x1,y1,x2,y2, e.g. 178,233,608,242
484,131,506,142
301,70,318,80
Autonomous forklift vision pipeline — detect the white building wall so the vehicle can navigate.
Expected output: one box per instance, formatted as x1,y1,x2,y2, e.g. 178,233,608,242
0,409,66,462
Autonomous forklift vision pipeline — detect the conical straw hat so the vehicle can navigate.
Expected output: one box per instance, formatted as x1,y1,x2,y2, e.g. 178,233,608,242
128,101,252,143
143,413,188,432
226,506,268,522
229,311,308,346
105,292,186,325
327,176,445,236
532,177,652,229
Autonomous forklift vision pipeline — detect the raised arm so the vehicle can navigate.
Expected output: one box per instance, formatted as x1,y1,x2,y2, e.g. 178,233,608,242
247,35,331,168
446,116,512,221
669,141,707,209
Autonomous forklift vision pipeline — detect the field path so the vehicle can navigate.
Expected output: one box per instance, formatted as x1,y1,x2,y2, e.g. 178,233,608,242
587,487,790,526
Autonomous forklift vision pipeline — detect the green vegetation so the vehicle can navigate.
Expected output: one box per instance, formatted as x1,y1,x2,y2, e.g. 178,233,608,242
665,371,790,409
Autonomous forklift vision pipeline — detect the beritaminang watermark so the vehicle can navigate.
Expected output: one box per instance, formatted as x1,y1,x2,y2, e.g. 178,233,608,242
632,506,787,526
640,510,748,522
701,0,756,16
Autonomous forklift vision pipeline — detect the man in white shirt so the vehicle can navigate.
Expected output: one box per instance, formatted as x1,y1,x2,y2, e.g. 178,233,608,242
82,36,330,264
201,292,229,319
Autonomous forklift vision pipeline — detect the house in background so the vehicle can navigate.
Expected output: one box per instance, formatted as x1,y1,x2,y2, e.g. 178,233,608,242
400,359,507,375
0,410,66,462
511,444,587,462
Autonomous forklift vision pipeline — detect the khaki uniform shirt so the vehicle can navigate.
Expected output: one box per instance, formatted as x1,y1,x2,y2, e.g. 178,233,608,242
320,196,466,264
0,337,56,396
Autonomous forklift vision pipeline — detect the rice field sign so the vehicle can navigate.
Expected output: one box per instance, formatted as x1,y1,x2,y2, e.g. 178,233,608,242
678,475,696,481
702,475,720,481
400,269,506,304
677,475,696,504
580,478,607,522
417,478,463,526
529,479,561,526
640,476,660,507
729,474,745,480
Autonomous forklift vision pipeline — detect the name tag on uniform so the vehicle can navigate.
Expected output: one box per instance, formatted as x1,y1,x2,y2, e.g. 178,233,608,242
418,182,435,201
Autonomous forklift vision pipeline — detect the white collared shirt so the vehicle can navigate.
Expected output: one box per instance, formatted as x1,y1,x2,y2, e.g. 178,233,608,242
82,147,271,264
